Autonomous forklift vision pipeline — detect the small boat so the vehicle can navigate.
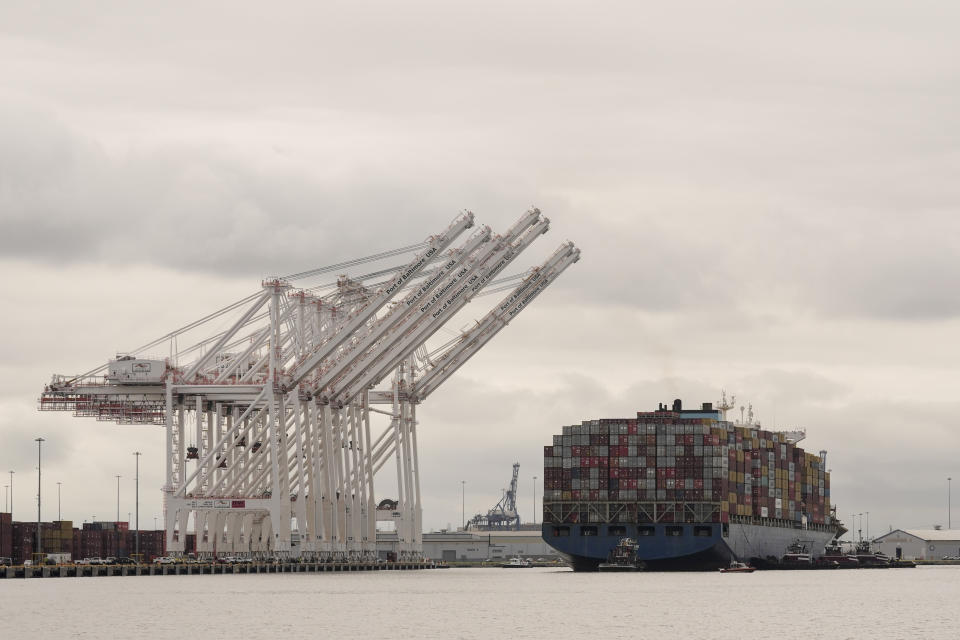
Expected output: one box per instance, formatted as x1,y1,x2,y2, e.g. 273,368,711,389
501,556,533,568
720,561,756,573
599,538,640,572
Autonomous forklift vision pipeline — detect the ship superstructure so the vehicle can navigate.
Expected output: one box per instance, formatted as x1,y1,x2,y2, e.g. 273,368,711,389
541,398,839,570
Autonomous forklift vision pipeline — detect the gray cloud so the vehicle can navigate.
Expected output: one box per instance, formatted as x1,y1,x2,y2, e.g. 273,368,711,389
2,1,960,531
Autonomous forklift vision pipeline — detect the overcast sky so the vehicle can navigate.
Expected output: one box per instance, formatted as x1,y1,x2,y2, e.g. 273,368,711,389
2,2,959,537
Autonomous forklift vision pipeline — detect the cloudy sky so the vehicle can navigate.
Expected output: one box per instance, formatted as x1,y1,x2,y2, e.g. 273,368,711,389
2,1,959,537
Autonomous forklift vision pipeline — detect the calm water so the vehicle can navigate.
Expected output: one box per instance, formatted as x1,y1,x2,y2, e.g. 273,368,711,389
2,566,958,639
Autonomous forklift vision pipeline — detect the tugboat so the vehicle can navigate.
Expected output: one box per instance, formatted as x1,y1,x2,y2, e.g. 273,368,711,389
780,541,815,569
599,538,640,572
818,539,859,569
854,539,891,568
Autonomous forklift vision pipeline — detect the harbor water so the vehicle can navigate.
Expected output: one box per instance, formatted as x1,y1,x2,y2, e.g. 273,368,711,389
2,566,958,639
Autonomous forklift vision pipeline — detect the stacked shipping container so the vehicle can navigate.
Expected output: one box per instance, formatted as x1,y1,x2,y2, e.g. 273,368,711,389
542,404,831,528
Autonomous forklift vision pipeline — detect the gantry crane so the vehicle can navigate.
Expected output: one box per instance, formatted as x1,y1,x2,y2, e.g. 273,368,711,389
467,463,521,530
39,209,579,561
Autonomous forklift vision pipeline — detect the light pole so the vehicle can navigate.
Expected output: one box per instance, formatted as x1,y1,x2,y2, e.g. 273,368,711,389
35,437,44,558
3,485,7,512
533,476,538,526
857,513,862,543
9,470,13,519
866,511,870,542
57,482,62,521
134,452,141,559
115,475,122,522
460,480,466,530
949,477,952,529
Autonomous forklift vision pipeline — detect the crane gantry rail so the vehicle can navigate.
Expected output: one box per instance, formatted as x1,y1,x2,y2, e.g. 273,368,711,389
39,209,579,561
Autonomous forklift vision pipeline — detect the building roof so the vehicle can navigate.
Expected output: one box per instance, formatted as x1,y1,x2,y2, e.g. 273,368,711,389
875,529,960,542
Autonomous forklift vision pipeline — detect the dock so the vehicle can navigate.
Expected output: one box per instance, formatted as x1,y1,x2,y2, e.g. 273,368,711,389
0,560,437,579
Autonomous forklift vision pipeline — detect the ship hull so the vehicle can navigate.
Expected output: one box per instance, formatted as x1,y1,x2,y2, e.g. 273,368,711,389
543,522,836,571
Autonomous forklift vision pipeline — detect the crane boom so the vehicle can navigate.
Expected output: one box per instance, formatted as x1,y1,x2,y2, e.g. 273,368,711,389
412,242,579,401
285,212,474,389
302,224,494,398
330,216,549,406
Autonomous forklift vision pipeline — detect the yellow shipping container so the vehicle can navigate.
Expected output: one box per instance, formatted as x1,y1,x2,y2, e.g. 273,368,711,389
729,492,738,504
737,472,744,484
721,501,729,512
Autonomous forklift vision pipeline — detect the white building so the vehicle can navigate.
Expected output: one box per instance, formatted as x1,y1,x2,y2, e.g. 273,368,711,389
873,529,960,561
378,529,559,562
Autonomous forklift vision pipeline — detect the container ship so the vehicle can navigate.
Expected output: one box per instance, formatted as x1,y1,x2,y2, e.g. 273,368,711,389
541,398,841,571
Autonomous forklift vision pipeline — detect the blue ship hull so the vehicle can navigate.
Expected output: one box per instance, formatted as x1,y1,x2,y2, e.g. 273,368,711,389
542,522,732,571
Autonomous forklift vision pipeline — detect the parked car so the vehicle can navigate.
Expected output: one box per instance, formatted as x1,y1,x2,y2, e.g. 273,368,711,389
153,556,176,565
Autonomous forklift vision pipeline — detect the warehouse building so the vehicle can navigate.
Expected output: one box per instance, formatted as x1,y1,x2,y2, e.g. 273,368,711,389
873,529,960,561
377,529,559,562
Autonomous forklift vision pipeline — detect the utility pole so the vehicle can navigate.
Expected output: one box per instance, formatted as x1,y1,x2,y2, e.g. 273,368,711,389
532,476,537,526
134,452,141,559
57,482,62,521
35,438,44,559
116,475,122,521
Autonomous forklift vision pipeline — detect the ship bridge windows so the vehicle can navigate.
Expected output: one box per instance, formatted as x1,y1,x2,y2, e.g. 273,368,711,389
665,526,683,537
580,526,599,536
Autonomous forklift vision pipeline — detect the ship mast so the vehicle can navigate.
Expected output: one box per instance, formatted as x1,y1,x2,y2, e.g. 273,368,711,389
717,389,735,422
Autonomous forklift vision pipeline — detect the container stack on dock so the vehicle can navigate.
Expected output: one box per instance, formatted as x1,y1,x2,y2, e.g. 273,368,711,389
542,402,831,528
